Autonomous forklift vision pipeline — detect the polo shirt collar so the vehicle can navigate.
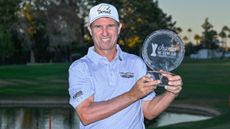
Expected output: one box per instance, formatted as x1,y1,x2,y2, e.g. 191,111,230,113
87,45,124,64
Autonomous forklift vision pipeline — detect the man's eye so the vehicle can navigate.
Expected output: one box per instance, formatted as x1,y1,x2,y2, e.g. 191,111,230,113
108,24,116,28
94,25,101,29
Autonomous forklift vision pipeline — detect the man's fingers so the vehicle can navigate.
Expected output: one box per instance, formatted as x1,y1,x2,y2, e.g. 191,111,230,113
165,85,182,94
168,79,183,86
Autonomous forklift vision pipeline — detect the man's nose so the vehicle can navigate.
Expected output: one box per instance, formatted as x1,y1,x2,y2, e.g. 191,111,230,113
102,27,109,36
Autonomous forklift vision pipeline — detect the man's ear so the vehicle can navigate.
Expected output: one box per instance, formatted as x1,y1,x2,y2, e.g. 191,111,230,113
118,23,122,34
88,26,92,36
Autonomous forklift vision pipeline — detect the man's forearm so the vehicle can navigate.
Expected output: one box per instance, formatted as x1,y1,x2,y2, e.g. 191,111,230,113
143,91,177,119
77,91,137,125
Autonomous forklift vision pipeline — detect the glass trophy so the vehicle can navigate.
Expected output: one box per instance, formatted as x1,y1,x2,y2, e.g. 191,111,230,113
142,29,185,87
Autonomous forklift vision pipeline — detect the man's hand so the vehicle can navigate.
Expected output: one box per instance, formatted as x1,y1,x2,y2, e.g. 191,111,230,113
128,75,160,101
162,72,183,96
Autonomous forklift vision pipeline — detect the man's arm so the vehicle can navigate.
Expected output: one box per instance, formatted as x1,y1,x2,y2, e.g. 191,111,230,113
76,76,159,125
142,73,183,120
76,93,134,125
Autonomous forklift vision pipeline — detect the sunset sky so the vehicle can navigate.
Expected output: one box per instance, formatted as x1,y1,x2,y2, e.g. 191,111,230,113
158,0,230,38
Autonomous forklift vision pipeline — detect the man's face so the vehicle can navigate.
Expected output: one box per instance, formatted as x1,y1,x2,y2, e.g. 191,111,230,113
89,17,121,53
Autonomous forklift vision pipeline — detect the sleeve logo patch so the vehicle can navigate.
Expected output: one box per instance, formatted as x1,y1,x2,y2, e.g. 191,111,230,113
73,90,83,99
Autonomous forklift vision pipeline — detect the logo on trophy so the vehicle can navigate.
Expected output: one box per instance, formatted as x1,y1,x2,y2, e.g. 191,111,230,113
142,29,185,86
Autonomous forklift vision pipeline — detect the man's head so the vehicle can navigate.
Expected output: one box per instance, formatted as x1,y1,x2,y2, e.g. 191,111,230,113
88,3,119,26
87,3,122,55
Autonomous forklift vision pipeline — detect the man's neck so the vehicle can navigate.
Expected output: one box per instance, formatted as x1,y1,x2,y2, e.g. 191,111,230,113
95,48,117,62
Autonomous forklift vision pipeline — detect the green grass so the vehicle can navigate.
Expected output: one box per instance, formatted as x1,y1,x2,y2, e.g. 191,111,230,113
0,59,230,129
176,59,230,100
0,63,70,98
149,59,230,129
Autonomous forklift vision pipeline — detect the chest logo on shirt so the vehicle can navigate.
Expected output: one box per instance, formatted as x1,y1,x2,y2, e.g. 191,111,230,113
120,72,134,78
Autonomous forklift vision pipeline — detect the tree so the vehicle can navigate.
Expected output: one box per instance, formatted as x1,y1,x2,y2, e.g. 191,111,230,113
200,18,219,49
0,0,21,64
0,0,20,28
219,26,229,49
14,0,84,63
95,0,176,54
0,26,14,64
175,27,183,36
46,2,82,62
185,42,195,56
194,34,201,45
17,2,38,63
187,28,192,42
182,36,188,44
2,0,178,64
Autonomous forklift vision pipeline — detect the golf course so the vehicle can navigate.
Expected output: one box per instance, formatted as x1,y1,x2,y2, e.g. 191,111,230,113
0,59,229,129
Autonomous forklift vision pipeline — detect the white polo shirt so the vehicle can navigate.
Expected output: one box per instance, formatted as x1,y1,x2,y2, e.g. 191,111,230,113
68,45,156,129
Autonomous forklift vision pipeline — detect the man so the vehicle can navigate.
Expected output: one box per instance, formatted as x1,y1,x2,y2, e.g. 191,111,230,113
68,3,182,129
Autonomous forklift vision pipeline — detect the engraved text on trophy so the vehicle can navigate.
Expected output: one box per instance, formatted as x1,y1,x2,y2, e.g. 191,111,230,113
151,43,177,58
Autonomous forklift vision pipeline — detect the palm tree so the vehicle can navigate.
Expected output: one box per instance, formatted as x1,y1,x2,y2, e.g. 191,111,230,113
183,36,188,44
187,28,192,42
175,27,183,37
219,26,229,49
219,30,226,48
222,26,229,32
194,34,201,45
219,26,230,59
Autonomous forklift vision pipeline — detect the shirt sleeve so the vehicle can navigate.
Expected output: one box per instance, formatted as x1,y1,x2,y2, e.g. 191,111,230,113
68,61,95,108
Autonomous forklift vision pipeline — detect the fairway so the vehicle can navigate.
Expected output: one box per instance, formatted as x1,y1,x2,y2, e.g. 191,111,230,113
152,59,230,129
0,63,70,98
0,59,230,129
176,59,230,100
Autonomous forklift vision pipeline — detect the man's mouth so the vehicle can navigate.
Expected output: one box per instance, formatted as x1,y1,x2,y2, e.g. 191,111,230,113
101,37,110,42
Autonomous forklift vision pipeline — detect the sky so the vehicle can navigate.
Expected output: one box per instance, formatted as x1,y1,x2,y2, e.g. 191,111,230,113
158,0,230,39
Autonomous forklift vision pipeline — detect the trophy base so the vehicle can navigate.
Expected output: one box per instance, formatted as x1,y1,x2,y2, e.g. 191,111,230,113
147,70,169,87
